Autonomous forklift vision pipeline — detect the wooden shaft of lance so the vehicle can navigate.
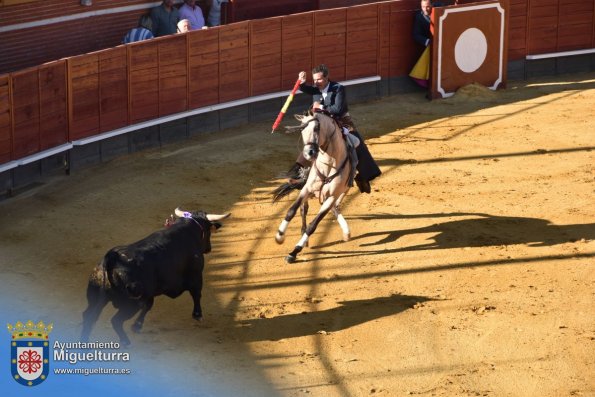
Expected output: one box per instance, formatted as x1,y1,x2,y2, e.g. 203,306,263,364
271,78,302,133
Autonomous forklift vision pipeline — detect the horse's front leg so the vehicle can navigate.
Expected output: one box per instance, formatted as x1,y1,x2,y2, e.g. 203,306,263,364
300,200,309,247
286,196,336,263
276,189,308,244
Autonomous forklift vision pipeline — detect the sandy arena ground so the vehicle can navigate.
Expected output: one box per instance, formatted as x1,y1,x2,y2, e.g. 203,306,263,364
1,72,594,396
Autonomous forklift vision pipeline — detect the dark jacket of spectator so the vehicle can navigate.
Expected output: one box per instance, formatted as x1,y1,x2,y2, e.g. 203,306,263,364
151,1,180,37
413,9,432,47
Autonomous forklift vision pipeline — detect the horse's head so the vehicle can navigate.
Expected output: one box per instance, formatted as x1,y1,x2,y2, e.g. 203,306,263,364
286,113,336,161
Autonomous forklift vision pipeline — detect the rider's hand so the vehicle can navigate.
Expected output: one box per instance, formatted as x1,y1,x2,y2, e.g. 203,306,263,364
298,71,306,83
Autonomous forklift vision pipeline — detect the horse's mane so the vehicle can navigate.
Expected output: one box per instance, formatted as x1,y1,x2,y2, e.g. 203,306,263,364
309,111,340,139
314,111,335,130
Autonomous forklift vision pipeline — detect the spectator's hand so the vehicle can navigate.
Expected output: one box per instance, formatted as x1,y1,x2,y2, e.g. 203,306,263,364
298,71,306,83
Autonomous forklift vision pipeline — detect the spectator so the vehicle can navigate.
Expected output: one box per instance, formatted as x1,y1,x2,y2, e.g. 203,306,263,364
413,0,433,48
150,0,180,37
123,15,154,44
207,0,228,27
409,0,434,88
179,0,205,30
410,1,456,89
177,19,190,34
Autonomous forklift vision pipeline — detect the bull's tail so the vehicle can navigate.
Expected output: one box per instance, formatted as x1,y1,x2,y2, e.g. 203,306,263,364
103,250,121,289
81,273,109,342
81,251,120,341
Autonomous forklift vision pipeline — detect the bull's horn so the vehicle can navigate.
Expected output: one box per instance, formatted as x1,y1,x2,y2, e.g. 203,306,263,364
206,213,231,221
174,208,191,218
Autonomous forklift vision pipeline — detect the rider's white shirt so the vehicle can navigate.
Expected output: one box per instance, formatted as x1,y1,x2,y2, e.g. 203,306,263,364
321,83,330,100
319,83,330,110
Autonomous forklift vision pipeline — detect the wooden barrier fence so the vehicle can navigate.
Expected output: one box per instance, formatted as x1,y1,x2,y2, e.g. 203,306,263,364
0,0,417,167
0,0,594,171
224,0,318,23
0,75,10,164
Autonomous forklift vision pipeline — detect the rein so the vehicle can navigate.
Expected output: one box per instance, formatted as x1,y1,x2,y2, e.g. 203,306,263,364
314,155,349,185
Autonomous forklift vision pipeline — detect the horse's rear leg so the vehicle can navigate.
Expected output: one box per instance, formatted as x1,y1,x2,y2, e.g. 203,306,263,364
286,196,335,263
332,205,351,241
276,191,307,244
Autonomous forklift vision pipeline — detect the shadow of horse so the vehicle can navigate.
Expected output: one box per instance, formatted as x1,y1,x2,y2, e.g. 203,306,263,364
313,212,595,252
236,294,434,342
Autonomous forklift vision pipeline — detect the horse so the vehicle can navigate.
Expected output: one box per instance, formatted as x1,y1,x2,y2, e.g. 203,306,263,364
274,111,356,263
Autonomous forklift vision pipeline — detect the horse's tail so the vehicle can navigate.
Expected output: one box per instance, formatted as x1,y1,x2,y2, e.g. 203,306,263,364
272,179,306,202
272,165,310,202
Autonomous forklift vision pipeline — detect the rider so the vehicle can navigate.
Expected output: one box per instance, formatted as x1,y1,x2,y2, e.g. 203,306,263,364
287,64,381,193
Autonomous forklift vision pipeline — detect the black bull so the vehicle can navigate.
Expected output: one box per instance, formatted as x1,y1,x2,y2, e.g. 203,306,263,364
81,209,230,346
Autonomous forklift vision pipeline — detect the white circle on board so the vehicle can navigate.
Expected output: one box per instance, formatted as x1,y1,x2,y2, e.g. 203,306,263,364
454,28,488,73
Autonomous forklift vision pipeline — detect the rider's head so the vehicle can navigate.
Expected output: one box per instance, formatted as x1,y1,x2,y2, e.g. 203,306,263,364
312,64,329,90
421,0,432,16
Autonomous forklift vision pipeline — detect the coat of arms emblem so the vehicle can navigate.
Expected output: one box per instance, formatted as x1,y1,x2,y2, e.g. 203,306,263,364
7,320,53,386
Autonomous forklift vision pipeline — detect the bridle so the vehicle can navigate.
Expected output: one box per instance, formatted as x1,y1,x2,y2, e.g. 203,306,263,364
303,117,337,156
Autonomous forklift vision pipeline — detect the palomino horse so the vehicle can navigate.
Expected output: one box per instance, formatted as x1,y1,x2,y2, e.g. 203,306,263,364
275,111,355,263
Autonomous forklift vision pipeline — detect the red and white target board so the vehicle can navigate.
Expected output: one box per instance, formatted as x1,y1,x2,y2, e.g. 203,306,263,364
430,1,508,99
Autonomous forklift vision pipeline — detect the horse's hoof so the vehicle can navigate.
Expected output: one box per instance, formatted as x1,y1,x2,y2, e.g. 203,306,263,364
275,234,285,244
192,312,203,321
343,233,351,242
285,254,296,264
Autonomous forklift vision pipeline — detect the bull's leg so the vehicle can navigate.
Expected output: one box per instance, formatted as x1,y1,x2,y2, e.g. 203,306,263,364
81,282,109,342
300,200,309,247
189,256,205,320
286,196,336,263
276,189,308,244
111,300,141,347
131,297,154,333
332,201,350,242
